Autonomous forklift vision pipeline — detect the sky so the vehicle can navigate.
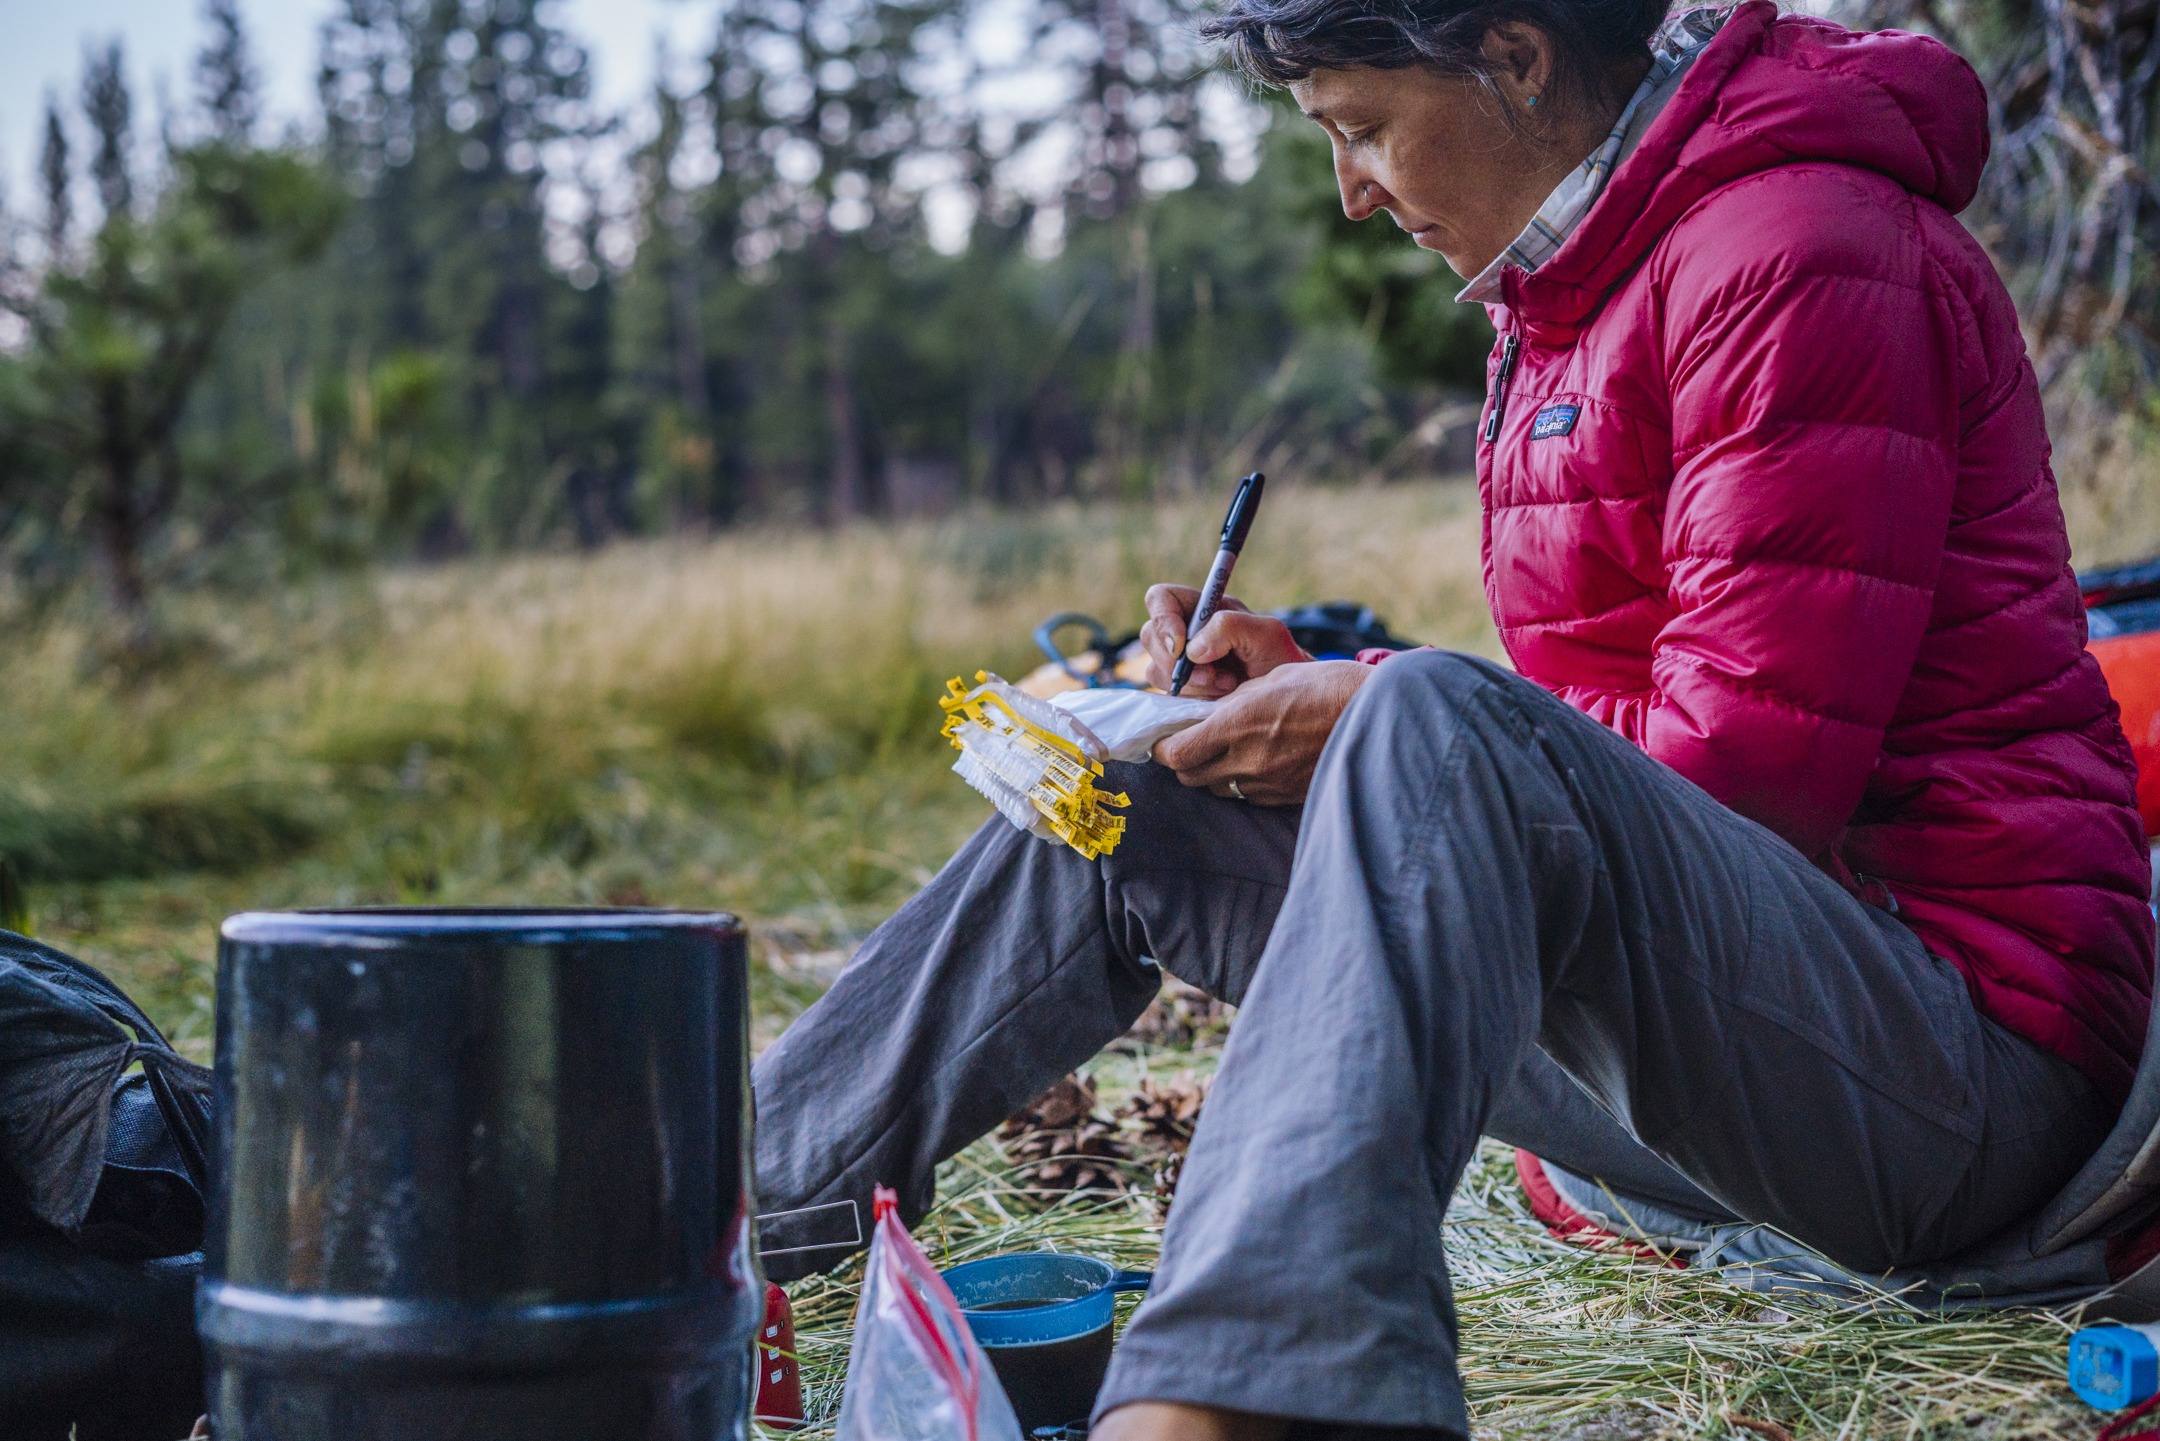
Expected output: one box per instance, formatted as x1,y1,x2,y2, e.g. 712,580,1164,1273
0,0,725,203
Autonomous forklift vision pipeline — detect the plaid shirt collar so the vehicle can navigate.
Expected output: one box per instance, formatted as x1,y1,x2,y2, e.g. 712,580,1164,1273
1455,7,1732,305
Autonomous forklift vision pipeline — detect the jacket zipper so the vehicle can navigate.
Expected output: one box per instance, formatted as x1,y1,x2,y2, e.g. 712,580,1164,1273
1483,332,1521,445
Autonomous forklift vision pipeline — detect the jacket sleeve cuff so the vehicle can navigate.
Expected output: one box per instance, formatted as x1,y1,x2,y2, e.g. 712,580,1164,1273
1356,646,1430,666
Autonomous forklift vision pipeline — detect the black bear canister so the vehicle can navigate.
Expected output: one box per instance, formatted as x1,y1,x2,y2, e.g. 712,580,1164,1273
200,909,760,1440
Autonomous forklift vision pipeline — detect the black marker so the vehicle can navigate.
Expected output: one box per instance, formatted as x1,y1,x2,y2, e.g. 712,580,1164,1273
1170,472,1266,697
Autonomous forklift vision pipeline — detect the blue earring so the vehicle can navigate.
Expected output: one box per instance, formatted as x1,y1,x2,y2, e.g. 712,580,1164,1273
1526,94,1539,107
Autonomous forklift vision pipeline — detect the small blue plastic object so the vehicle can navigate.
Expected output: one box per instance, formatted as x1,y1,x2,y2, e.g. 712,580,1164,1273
940,1254,1152,1347
2069,1323,2160,1410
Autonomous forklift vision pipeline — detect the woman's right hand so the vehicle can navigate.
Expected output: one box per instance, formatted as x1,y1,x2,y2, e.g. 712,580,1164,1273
1140,583,1312,699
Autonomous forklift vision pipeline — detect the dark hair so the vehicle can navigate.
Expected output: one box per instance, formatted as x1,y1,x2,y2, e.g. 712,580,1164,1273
1201,0,1671,109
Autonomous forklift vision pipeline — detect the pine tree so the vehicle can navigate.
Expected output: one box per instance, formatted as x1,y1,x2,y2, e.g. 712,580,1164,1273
700,0,972,519
615,68,723,528
82,42,133,222
1004,0,1222,225
317,0,601,545
554,128,636,546
197,0,261,145
3,118,341,634
37,98,70,261
647,79,711,433
993,0,1226,489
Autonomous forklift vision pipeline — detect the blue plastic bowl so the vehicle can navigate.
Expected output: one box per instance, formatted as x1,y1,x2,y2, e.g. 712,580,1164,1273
942,1255,1154,1432
941,1254,1152,1347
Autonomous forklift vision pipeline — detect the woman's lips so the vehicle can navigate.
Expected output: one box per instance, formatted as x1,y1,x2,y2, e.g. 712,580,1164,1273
1387,210,1444,250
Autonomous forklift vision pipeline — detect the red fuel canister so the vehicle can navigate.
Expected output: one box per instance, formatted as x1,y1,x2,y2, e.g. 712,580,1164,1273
753,1282,805,1430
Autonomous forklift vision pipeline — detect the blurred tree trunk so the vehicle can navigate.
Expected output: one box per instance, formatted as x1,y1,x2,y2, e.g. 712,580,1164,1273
670,257,708,425
91,422,154,624
825,311,864,523
1092,0,1140,217
88,390,190,628
1096,214,1155,494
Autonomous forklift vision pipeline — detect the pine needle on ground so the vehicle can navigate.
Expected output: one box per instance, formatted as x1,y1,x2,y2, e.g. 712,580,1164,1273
768,1129,2094,1441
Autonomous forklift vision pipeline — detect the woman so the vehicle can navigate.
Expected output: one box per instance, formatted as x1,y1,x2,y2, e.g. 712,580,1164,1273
752,2,2156,1438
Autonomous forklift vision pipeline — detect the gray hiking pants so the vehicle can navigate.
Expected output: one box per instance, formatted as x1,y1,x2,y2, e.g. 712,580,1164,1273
752,651,2111,1435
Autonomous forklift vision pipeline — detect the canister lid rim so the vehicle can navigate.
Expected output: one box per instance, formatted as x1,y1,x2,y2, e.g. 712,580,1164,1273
221,908,742,945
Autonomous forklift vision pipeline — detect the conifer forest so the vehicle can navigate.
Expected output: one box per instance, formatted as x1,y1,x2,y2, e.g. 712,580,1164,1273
4,0,2155,629
0,0,1508,628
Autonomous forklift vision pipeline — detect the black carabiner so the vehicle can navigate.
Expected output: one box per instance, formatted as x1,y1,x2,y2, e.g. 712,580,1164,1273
1034,612,1116,687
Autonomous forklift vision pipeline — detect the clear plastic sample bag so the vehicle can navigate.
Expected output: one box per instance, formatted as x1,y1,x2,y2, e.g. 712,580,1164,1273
835,1187,1024,1441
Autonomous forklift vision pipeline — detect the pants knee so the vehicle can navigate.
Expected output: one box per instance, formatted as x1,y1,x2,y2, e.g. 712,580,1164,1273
1101,755,1287,880
1336,649,1515,753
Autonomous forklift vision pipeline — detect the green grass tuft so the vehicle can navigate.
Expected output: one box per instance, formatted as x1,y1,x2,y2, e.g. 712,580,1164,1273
0,777,324,882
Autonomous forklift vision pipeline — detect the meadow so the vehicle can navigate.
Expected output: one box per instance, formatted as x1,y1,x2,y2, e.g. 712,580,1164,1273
1,479,1499,1056
0,476,2134,1439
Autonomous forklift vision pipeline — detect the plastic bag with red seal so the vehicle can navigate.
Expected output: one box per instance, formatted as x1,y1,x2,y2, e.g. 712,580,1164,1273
835,1187,1024,1441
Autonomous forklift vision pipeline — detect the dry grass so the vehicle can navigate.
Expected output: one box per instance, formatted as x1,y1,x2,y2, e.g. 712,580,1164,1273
0,478,1494,1058
773,1121,2098,1441
0,476,2126,1438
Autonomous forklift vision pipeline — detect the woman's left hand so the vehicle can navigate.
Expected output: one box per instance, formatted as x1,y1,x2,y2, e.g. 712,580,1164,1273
1152,660,1373,805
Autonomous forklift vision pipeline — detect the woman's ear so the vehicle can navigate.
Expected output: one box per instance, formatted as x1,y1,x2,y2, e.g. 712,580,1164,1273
1479,21,1559,111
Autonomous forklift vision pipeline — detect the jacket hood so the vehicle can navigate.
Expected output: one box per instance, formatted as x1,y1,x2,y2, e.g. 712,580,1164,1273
1515,2,1990,321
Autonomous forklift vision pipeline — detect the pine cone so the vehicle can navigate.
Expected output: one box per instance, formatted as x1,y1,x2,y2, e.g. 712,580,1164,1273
1123,978,1231,1048
998,1074,1136,1194
1114,1073,1211,1213
1007,1073,1099,1131
1115,1073,1209,1151
1151,1149,1185,1206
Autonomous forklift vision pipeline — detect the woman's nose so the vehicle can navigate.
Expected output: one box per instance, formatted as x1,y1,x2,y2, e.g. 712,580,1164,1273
1335,155,1391,222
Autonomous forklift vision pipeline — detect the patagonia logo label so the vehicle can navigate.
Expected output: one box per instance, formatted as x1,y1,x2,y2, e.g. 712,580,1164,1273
1531,404,1581,440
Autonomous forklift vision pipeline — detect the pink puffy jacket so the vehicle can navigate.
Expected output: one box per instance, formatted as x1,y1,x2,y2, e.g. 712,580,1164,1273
1478,1,2155,1103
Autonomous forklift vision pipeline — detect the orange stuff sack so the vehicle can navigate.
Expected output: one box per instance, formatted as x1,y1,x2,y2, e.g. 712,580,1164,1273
2082,556,2160,842
2092,628,2160,840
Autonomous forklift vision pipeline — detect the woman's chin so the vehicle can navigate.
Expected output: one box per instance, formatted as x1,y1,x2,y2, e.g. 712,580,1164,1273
1414,233,1479,278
